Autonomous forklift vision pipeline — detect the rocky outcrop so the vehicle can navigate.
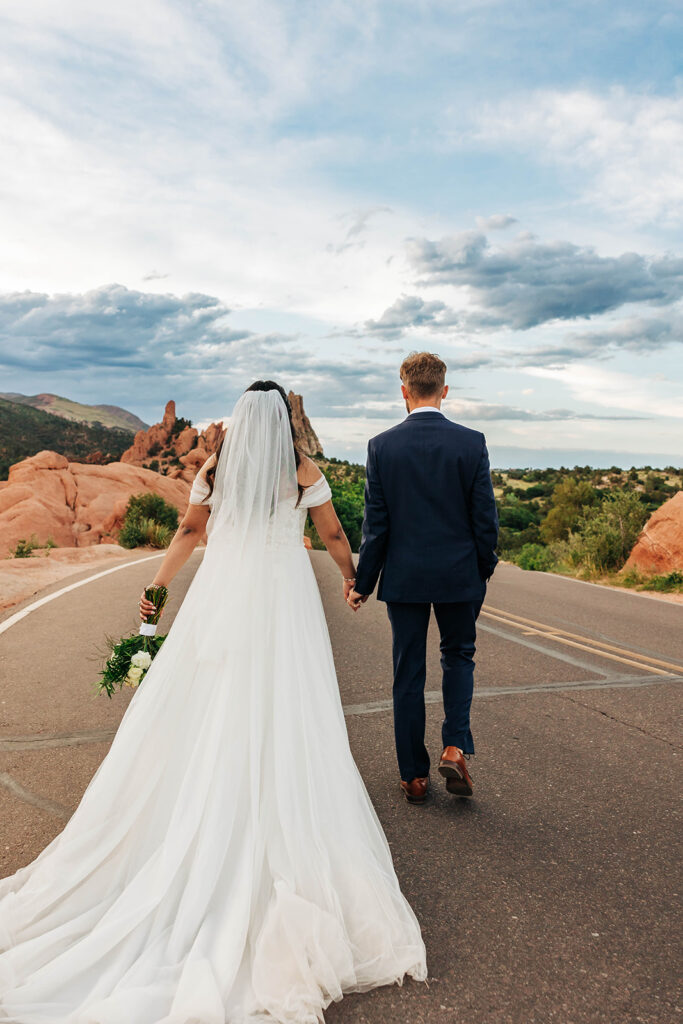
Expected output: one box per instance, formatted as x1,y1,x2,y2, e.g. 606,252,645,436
121,395,323,476
623,491,683,574
288,392,323,457
120,400,226,484
0,450,192,558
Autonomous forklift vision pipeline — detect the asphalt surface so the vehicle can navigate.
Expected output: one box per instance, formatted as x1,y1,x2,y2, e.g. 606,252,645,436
0,551,681,1024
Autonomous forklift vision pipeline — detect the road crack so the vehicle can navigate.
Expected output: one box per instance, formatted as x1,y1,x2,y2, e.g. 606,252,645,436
0,771,70,819
553,692,680,750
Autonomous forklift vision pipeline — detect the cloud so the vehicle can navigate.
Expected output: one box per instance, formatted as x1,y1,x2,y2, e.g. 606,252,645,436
327,206,393,254
443,398,645,422
475,214,517,231
0,283,404,420
363,294,463,338
460,87,683,225
513,311,683,367
0,285,249,372
407,231,683,330
524,364,683,420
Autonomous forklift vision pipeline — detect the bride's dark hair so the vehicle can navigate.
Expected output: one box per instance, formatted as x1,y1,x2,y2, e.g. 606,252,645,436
204,380,304,505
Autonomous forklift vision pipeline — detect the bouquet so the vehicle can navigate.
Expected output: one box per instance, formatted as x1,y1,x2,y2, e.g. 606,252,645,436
95,585,169,698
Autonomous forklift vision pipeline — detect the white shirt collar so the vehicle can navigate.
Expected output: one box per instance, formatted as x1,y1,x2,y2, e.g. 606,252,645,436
409,406,443,415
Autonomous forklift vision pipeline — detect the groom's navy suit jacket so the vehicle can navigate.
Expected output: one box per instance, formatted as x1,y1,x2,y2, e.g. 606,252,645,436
354,411,499,604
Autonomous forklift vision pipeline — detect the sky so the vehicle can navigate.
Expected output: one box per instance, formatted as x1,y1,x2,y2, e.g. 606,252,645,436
0,0,682,467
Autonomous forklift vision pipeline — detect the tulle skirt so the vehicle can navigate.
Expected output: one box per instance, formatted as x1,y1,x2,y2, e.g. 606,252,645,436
0,537,427,1023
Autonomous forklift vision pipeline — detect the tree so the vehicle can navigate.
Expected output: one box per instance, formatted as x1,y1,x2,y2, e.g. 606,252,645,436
571,491,648,573
539,477,599,543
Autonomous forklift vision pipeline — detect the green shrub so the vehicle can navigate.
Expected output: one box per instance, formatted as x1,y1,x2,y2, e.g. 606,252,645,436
570,491,648,573
302,467,365,553
514,543,558,572
328,480,364,552
10,534,40,558
497,524,540,553
170,416,192,438
641,570,683,592
540,478,599,542
498,502,539,530
522,483,552,500
118,493,178,549
618,568,644,587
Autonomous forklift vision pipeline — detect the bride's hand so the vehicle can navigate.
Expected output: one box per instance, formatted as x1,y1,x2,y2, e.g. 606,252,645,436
139,590,158,622
346,588,368,612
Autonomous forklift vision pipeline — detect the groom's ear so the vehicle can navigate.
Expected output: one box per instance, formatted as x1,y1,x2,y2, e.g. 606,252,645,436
442,384,449,399
400,383,409,400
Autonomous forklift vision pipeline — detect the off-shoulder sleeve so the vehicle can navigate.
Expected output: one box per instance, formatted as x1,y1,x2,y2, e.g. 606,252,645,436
189,474,211,506
300,473,332,509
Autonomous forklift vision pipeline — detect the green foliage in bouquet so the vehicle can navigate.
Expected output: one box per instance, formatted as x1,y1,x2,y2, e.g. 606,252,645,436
95,585,169,697
118,493,179,549
95,632,167,698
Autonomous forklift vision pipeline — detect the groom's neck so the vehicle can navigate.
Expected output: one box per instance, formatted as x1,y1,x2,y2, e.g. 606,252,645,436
406,397,442,412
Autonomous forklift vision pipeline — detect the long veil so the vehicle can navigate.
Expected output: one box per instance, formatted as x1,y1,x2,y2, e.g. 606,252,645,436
207,388,298,549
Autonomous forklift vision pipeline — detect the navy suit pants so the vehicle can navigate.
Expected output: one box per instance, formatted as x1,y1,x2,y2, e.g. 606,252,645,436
386,597,484,782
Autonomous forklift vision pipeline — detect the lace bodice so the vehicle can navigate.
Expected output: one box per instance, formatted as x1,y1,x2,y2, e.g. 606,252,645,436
189,471,333,548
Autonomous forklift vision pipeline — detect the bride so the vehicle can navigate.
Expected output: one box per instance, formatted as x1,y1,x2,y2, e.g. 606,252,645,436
0,381,428,1024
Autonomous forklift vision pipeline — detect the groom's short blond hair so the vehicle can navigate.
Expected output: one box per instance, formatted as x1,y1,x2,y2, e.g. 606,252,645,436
400,351,447,398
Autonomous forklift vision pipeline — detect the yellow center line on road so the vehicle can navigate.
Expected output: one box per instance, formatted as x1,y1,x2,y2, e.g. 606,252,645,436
482,605,683,677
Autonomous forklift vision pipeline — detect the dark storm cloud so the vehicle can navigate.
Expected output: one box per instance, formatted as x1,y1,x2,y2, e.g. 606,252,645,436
406,231,683,331
0,284,251,372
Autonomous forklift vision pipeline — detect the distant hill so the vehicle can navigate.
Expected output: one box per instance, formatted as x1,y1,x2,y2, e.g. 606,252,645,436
0,392,148,432
0,398,136,480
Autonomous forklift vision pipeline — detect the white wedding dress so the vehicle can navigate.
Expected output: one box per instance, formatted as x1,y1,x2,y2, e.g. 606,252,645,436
0,390,427,1024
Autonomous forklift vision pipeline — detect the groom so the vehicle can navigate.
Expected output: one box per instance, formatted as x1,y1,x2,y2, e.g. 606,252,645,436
347,352,499,804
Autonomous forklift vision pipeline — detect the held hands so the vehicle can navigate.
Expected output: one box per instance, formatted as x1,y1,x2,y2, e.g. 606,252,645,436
342,577,368,612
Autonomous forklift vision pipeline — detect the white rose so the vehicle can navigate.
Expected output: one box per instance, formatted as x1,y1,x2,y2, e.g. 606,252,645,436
131,651,152,670
125,666,143,685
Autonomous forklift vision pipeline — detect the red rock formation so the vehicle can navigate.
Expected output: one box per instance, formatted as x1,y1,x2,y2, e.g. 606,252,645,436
623,491,683,574
120,395,322,480
121,400,178,465
173,425,198,457
0,450,192,558
288,392,323,457
120,400,225,483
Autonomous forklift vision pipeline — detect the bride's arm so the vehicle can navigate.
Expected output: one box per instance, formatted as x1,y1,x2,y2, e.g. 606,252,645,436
308,500,356,587
151,502,210,588
139,502,210,619
138,454,215,619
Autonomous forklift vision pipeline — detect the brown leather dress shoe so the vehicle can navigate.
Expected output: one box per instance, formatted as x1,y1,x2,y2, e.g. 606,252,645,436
399,776,430,804
438,746,474,797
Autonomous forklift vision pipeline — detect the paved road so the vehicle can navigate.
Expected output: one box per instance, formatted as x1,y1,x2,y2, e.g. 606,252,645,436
1,552,681,1024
